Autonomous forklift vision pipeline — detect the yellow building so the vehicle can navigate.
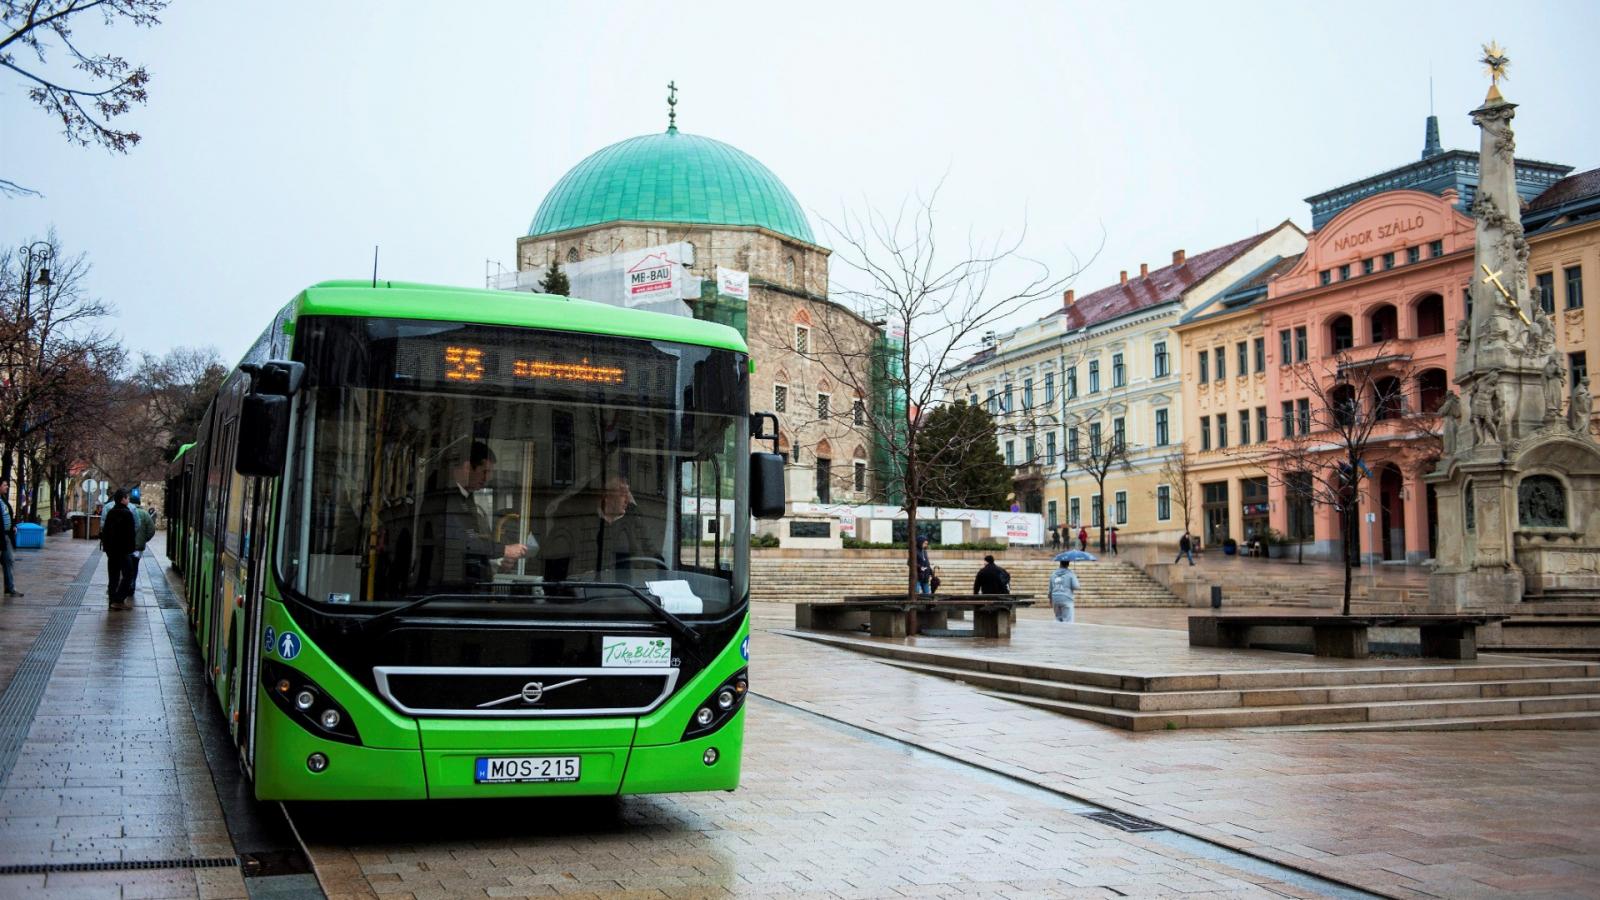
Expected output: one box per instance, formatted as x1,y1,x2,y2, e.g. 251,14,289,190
1172,251,1305,547
1527,167,1600,432
943,223,1304,545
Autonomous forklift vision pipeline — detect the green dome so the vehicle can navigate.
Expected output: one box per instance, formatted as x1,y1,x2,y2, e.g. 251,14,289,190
529,130,815,243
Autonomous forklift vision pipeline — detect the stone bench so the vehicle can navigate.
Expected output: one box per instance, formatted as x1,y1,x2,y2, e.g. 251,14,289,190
1188,614,1508,660
796,595,1034,639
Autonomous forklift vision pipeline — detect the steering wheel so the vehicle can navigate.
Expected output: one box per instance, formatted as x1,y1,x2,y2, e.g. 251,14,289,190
618,556,670,570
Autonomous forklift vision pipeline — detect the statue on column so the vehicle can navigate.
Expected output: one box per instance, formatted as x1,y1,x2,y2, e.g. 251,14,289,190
1573,376,1593,434
1470,373,1500,446
1544,357,1566,423
1438,391,1462,457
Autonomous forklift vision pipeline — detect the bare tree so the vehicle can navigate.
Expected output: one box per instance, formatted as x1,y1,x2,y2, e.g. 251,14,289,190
1225,343,1441,614
1,0,167,195
1060,396,1135,552
797,183,1096,598
1154,441,1195,541
0,231,124,517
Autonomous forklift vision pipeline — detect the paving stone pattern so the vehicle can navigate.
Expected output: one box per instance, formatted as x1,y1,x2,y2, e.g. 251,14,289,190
298,701,1319,899
749,616,1600,899
0,536,248,899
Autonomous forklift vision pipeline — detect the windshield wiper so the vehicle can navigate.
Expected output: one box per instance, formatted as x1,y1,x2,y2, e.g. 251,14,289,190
352,582,700,645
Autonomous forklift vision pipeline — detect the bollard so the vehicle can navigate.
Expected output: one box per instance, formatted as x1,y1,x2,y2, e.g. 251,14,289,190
1210,585,1223,609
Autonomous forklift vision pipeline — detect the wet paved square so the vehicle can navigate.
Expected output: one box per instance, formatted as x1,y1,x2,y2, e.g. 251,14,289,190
1,537,1597,898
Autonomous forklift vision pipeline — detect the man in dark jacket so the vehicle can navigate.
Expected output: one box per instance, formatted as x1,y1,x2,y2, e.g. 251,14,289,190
0,477,19,598
102,489,137,610
1175,532,1195,566
418,442,528,591
973,554,1011,594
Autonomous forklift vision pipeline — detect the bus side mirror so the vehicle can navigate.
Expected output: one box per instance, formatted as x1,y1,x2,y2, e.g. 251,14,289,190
236,393,290,477
750,452,786,519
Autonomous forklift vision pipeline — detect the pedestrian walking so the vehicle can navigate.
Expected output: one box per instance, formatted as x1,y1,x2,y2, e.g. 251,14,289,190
1049,526,1060,551
1109,527,1119,556
915,536,933,594
1077,525,1088,551
123,488,157,607
1175,532,1195,566
973,554,1011,595
0,477,21,598
102,489,138,610
1049,559,1081,623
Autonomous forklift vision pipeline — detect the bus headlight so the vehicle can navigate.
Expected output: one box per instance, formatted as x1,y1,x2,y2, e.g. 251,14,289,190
307,753,328,773
262,659,361,746
681,667,748,741
703,748,719,766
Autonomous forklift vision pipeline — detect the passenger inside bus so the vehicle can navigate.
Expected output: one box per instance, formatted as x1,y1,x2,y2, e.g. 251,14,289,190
415,441,528,590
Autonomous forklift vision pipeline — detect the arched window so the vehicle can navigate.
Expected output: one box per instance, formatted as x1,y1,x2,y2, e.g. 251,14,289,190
1329,315,1354,352
1331,383,1359,427
1373,376,1403,420
1417,368,1448,412
1369,304,1399,343
1518,475,1567,527
1414,293,1445,337
566,247,579,263
785,256,797,284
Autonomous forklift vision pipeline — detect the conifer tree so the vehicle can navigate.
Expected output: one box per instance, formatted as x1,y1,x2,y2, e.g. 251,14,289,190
538,258,570,296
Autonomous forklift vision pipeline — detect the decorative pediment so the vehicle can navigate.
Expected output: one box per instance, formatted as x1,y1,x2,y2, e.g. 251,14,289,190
1146,393,1172,406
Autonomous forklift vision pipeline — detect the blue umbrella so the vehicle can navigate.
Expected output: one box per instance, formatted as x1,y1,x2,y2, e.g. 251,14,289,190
1055,549,1097,562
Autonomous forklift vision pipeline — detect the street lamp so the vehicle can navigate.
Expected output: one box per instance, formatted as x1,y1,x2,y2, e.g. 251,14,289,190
19,241,53,325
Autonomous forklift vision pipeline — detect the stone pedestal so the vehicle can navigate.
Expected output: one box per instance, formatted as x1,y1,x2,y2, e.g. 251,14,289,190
1427,567,1524,608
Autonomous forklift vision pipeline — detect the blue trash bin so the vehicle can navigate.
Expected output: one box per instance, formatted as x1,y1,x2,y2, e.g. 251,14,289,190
14,523,44,549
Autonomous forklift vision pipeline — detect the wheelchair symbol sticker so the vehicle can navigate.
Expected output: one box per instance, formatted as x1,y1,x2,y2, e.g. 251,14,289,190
263,626,276,654
276,631,302,660
740,636,750,660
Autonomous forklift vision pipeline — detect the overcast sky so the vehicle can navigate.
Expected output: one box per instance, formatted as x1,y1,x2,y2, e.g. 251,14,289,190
4,1,1597,365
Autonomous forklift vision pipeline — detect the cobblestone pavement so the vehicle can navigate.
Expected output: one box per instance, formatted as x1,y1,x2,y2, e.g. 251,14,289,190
0,535,248,899
297,700,1324,899
749,606,1600,899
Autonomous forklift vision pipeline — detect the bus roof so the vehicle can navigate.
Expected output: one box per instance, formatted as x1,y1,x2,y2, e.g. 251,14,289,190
294,281,748,354
173,442,195,462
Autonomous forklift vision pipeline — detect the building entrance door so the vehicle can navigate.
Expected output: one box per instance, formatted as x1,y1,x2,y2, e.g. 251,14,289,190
1379,465,1405,561
1202,481,1230,547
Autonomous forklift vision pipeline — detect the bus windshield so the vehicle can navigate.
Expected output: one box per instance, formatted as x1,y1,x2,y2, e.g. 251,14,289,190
277,316,749,621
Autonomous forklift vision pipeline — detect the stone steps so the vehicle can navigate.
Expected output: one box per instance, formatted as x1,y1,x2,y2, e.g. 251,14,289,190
880,659,1600,713
981,689,1600,732
752,558,1183,607
782,629,1600,732
1272,710,1600,732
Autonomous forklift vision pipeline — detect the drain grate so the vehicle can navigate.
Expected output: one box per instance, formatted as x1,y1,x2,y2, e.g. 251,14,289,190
149,566,182,610
0,856,238,875
0,554,100,789
1081,810,1167,833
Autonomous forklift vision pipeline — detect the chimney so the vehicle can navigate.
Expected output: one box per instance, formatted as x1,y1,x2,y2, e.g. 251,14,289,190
1140,263,1149,278
1172,249,1186,265
1063,289,1075,306
1120,270,1128,285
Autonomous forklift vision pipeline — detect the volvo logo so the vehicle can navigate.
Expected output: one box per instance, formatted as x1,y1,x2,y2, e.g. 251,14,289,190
477,677,585,709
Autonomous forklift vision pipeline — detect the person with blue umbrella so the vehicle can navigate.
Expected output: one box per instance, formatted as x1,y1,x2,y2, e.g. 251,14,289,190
1049,558,1082,622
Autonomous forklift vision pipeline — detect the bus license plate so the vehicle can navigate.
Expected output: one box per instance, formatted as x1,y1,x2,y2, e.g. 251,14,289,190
475,755,580,783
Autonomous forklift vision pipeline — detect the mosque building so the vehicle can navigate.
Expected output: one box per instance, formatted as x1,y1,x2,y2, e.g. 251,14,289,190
500,90,888,517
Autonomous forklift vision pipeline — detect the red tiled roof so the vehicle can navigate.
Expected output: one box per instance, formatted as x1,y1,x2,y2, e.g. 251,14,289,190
1529,167,1600,211
1050,229,1275,331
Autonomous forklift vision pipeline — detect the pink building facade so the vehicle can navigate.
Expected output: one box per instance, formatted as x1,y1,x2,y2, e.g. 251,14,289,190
1258,190,1475,563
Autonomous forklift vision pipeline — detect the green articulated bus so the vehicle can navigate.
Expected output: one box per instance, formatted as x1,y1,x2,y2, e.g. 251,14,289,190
165,281,785,800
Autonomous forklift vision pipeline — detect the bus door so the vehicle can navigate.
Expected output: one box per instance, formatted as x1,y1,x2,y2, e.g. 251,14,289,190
233,481,271,773
207,418,237,683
